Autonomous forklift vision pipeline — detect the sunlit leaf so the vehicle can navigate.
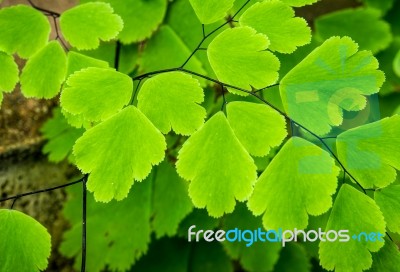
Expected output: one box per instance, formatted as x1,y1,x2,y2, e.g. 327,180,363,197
138,72,206,135
189,0,234,24
176,112,257,217
248,137,339,230
0,210,51,272
66,51,109,77
61,67,132,122
0,52,18,104
280,0,319,7
20,41,67,98
319,184,386,272
226,101,287,157
208,26,280,95
60,2,123,50
0,5,50,58
240,0,311,53
73,106,166,201
280,36,385,135
337,115,400,188
367,238,400,272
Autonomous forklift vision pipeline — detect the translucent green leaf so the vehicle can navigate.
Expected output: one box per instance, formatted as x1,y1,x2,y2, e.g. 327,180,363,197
280,36,385,135
367,238,400,272
61,180,151,271
337,115,400,188
377,38,400,96
0,209,51,272
208,26,280,95
226,101,287,157
41,108,85,162
0,5,50,58
138,72,206,135
60,2,123,50
97,0,167,43
66,51,109,78
73,106,166,201
239,0,311,53
248,137,339,230
394,49,400,77
189,0,234,24
273,243,311,272
315,8,392,54
361,0,395,14
375,184,400,234
61,67,132,122
222,203,282,272
152,161,193,238
20,41,67,98
319,184,386,272
0,52,19,103
279,0,319,7
176,112,257,217
140,25,207,83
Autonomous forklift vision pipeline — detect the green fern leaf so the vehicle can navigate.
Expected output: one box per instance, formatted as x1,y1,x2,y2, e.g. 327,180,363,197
138,72,206,135
0,210,51,272
337,115,400,188
176,112,257,217
73,106,166,201
280,36,385,135
189,0,234,24
60,2,123,50
20,41,67,98
240,0,311,53
319,184,386,272
248,137,340,230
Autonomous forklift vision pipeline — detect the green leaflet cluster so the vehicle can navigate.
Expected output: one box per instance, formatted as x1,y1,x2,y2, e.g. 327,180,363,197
1,0,400,271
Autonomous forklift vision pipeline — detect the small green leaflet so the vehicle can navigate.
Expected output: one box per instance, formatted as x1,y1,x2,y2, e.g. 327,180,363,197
61,67,132,122
0,210,51,272
66,51,109,78
280,0,319,6
20,41,67,98
374,184,400,234
152,161,193,238
315,8,392,54
367,238,400,272
60,2,123,50
208,26,280,95
0,52,18,104
96,0,167,43
189,0,234,24
337,115,400,188
280,36,385,135
61,180,151,272
73,106,166,201
137,72,206,135
40,108,85,162
222,203,282,272
248,137,339,230
240,0,311,53
226,101,287,157
176,112,257,217
0,5,50,58
319,184,386,272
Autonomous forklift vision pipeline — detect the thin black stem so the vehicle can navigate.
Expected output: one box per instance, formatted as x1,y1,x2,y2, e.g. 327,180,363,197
114,41,122,70
10,198,18,209
202,24,205,39
27,0,60,17
386,232,394,242
130,79,142,105
0,177,85,203
81,175,88,272
52,16,69,51
252,83,279,93
220,84,227,112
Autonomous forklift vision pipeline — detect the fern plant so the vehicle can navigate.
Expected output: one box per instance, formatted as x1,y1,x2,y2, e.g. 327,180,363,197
1,0,400,271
